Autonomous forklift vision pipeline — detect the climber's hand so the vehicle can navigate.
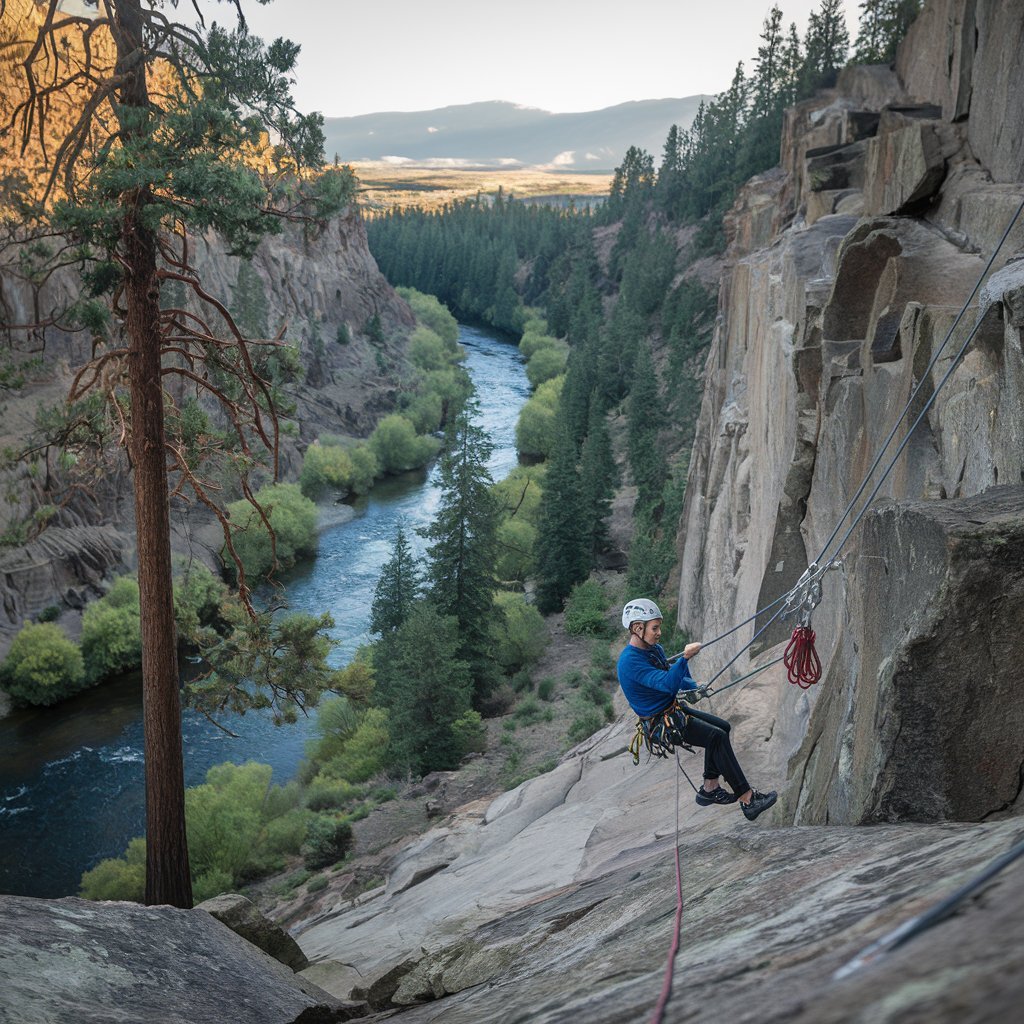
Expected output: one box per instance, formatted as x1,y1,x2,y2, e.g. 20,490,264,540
683,642,702,660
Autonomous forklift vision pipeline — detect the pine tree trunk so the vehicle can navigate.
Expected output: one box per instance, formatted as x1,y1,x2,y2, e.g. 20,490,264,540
115,0,193,909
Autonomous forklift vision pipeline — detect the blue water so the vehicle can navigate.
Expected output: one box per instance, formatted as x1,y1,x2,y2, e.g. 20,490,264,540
0,324,529,898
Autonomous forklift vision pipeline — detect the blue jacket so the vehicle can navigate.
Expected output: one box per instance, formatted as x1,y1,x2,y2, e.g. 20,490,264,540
617,643,698,717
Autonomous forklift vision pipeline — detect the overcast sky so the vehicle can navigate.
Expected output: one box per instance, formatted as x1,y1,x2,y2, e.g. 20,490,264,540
234,1,861,119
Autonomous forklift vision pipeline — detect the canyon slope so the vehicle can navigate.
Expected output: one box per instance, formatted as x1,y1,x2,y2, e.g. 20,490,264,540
0,206,413,657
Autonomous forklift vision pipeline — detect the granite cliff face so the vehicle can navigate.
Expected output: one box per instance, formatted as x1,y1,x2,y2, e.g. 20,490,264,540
0,205,413,655
675,0,1024,830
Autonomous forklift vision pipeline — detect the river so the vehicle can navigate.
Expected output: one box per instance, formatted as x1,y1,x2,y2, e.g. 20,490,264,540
0,324,528,899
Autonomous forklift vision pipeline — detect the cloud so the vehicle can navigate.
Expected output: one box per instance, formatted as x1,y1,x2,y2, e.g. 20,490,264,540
427,126,440,133
551,151,576,166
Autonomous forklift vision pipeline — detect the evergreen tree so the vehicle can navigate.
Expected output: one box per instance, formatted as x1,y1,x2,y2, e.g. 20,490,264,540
752,6,785,119
370,525,421,637
423,401,498,696
579,399,618,555
626,343,667,511
853,0,920,64
535,418,590,614
374,602,473,774
804,0,850,87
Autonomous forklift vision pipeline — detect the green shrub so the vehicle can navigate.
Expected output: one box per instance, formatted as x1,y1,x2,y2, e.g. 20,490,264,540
78,578,144,687
81,604,141,683
537,677,555,701
513,695,547,726
397,287,459,346
511,668,533,693
422,366,473,414
405,390,444,434
492,591,547,673
450,709,487,757
307,874,328,893
302,815,353,869
305,776,361,812
186,762,272,883
300,442,356,499
525,342,568,388
224,483,318,580
173,562,227,636
336,322,351,345
79,837,147,902
492,464,546,527
261,809,310,856
37,604,61,623
369,414,441,474
408,325,451,372
193,868,234,904
1,621,86,706
311,705,390,784
519,329,561,360
515,375,563,459
563,580,610,636
348,444,380,494
495,518,536,584
567,706,605,744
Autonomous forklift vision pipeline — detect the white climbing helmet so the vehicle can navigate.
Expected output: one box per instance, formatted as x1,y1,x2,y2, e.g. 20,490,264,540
622,598,663,630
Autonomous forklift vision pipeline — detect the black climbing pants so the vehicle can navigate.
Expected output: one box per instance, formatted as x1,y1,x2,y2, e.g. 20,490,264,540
674,706,750,796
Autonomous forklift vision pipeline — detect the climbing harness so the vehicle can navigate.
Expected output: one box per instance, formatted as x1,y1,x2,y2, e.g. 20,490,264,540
629,700,696,768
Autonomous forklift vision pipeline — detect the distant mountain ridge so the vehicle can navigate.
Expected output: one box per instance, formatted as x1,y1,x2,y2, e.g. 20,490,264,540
323,98,709,170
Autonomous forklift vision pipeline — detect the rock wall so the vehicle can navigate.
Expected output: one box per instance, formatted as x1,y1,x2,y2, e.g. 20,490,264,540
0,204,413,655
675,0,1024,827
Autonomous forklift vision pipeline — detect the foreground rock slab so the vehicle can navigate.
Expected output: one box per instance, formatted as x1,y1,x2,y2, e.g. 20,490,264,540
358,820,1024,1023
0,896,365,1024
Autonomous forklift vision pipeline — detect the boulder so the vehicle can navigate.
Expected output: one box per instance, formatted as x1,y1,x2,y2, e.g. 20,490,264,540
0,895,365,1023
862,113,955,217
197,893,309,972
786,486,1024,826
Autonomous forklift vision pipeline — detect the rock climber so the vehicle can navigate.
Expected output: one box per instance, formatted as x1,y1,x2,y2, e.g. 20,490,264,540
617,598,777,821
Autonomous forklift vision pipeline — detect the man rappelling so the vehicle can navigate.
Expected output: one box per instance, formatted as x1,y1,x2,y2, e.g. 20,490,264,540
617,599,777,821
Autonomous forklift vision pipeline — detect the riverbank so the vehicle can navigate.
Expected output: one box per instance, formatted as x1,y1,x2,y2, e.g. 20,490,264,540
0,324,529,900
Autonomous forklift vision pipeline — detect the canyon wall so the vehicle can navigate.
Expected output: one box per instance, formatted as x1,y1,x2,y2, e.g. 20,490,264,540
675,0,1024,825
0,204,414,655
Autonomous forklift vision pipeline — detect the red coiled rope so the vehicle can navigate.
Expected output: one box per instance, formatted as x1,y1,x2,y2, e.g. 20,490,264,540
784,625,822,688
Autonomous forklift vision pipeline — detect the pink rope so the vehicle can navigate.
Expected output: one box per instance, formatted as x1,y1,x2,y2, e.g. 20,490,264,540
649,756,685,1024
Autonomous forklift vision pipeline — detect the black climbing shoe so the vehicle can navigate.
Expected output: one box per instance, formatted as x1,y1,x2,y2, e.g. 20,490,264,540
695,786,738,806
741,789,777,821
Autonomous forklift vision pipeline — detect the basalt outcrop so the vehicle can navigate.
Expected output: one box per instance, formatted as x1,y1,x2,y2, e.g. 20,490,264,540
0,205,413,655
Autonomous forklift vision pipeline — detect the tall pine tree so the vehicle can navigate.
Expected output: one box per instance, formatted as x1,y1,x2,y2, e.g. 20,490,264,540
535,416,590,613
579,399,618,556
371,525,421,637
423,401,498,697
